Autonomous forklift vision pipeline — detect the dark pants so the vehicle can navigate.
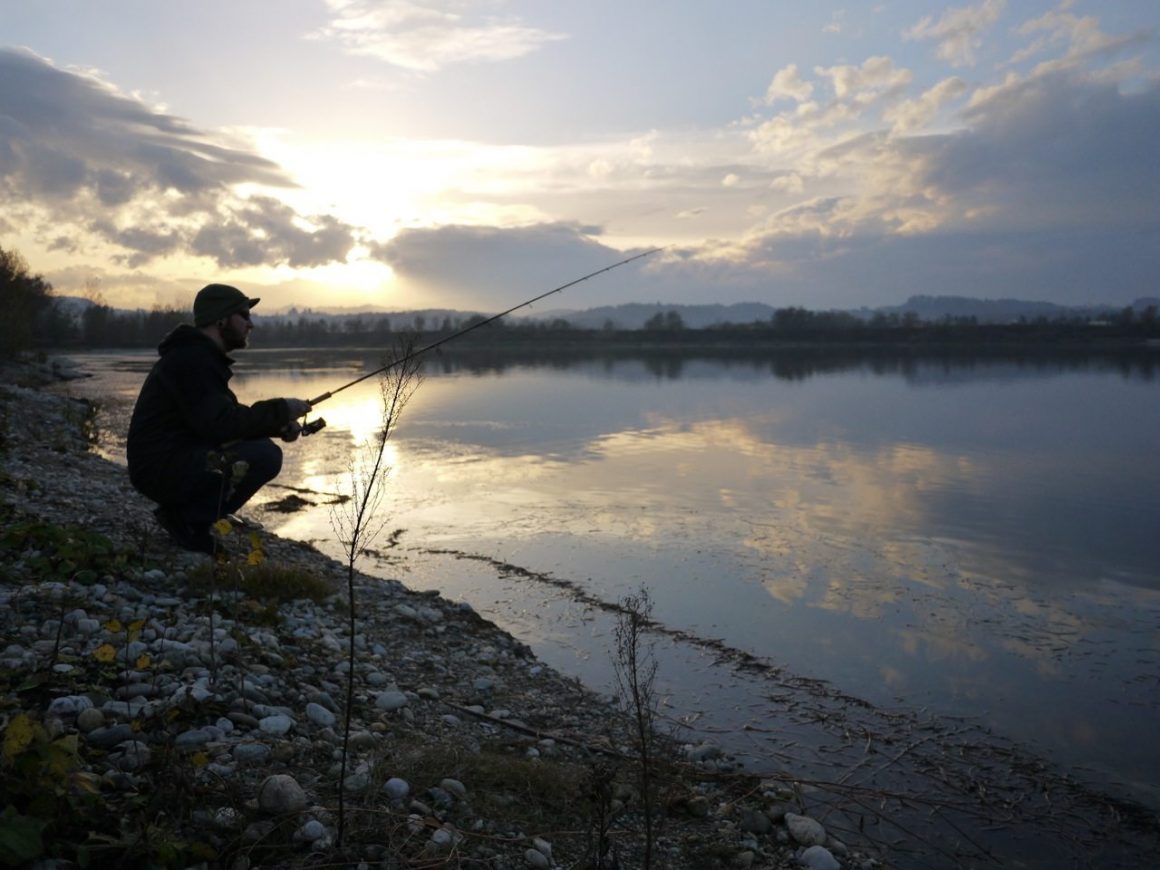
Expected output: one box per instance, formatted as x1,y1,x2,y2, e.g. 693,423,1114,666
166,439,283,528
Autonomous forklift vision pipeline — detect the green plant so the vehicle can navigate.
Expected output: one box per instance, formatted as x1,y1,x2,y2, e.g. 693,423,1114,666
0,713,101,865
0,506,124,584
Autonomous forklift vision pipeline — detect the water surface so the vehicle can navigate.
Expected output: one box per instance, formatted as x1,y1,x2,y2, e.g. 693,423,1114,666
69,347,1160,863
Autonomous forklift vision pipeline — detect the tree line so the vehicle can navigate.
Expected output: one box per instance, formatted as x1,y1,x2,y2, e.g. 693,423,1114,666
2,244,1157,357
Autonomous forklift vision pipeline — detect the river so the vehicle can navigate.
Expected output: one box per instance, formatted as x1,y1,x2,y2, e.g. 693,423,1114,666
64,345,1160,866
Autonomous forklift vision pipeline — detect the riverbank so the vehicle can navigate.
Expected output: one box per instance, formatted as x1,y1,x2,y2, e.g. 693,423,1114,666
0,360,876,869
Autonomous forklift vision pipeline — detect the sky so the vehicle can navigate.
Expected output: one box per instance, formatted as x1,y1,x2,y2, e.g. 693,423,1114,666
1,0,1157,314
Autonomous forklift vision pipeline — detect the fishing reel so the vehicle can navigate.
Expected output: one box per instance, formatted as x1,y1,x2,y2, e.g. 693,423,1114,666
301,417,327,436
281,416,327,442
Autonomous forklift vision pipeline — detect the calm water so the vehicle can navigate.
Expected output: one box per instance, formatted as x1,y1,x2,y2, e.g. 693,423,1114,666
67,347,1160,861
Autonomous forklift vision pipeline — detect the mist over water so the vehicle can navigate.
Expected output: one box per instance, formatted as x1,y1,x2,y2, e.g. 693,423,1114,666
74,346,1160,862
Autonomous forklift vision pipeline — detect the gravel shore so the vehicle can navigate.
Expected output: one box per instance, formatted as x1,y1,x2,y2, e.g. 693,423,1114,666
1,360,881,869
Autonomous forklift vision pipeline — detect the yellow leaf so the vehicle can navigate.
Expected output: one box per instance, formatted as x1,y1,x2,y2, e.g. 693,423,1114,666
104,619,123,633
212,519,232,536
246,550,265,567
70,770,102,796
2,713,39,761
136,654,152,669
93,643,116,663
191,751,209,767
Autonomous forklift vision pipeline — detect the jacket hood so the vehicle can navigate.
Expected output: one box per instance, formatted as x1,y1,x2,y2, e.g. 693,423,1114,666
158,324,221,357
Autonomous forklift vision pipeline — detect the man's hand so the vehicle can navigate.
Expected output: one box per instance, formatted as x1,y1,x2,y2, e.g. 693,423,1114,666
280,420,303,442
285,398,312,419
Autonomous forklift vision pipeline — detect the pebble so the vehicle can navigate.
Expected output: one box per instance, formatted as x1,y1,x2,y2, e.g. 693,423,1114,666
799,844,841,870
305,702,336,727
382,777,410,801
233,743,273,765
76,707,104,732
374,690,408,711
785,812,828,847
258,774,308,815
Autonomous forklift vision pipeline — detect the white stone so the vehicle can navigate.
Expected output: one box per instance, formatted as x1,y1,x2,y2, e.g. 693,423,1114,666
305,702,336,727
440,778,467,799
375,690,408,711
259,714,295,735
47,695,93,716
382,777,410,801
785,813,827,847
799,844,840,870
525,848,551,869
258,774,307,815
532,837,553,859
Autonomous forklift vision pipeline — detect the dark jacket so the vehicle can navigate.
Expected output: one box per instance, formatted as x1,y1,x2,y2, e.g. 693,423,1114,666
127,325,292,502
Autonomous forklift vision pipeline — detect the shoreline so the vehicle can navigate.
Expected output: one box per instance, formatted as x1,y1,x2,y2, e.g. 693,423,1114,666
1,360,876,868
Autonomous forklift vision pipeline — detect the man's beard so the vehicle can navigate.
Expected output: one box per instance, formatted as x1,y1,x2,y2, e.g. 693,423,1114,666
221,320,249,351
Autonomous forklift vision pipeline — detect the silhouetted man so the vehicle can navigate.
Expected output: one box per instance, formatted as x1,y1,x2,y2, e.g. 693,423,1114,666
128,283,311,553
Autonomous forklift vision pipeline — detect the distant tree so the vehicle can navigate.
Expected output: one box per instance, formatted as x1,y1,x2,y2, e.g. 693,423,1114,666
644,310,685,331
0,246,54,357
772,306,812,331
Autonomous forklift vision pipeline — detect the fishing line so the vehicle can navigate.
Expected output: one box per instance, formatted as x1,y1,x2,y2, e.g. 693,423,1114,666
297,247,662,433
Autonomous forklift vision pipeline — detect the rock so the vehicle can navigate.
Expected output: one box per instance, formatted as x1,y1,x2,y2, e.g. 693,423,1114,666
740,808,773,834
258,774,308,815
111,741,151,772
233,743,273,765
440,778,467,799
175,728,214,751
47,695,93,716
374,690,408,711
785,812,827,847
382,777,410,801
86,724,135,750
296,819,326,842
76,707,105,733
305,702,336,727
259,714,295,735
531,837,553,860
525,848,551,869
799,844,841,870
686,742,723,763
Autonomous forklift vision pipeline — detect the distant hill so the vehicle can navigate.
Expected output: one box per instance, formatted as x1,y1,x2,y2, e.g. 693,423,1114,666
525,302,778,329
869,295,1126,324
48,293,1156,330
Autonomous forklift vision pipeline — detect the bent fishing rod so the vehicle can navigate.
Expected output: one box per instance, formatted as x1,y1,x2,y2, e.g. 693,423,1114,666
293,247,661,436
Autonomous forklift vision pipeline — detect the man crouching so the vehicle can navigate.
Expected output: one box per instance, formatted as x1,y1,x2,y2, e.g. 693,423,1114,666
128,283,312,554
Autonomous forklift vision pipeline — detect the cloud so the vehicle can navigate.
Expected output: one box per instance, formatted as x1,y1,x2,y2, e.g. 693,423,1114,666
1007,5,1154,76
904,0,1007,67
764,64,815,104
312,0,567,72
815,55,913,103
370,222,658,308
0,47,361,269
884,76,969,132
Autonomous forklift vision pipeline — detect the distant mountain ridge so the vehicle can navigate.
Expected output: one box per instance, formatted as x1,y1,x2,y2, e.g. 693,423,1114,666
49,294,1158,329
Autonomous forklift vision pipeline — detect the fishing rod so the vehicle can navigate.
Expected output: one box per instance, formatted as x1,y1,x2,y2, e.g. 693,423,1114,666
293,247,661,435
